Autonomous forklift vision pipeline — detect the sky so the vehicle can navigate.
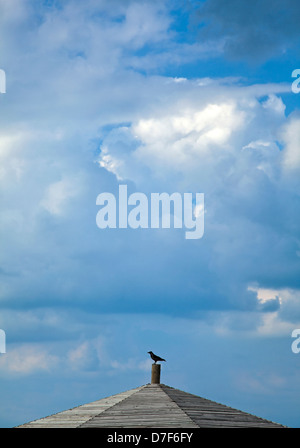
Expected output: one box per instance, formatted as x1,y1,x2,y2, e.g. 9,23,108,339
0,0,300,428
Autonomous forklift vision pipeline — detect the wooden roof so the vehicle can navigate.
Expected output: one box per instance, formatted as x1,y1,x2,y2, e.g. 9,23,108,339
17,383,285,428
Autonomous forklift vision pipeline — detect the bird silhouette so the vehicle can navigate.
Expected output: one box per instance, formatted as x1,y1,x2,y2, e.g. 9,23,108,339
148,351,166,364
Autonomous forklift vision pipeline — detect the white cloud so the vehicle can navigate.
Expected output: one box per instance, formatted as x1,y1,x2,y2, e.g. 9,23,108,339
256,313,294,337
280,116,300,170
67,342,93,370
41,177,81,216
262,94,286,115
98,82,287,192
249,287,281,302
0,345,58,374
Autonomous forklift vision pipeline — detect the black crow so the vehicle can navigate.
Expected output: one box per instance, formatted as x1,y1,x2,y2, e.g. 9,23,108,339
148,351,166,364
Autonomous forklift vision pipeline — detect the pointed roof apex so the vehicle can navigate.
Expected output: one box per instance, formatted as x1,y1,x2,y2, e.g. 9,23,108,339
17,383,286,428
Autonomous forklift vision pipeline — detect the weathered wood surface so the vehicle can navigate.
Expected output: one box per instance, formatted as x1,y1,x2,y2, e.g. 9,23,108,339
17,386,144,428
17,383,286,428
161,385,285,428
80,384,197,428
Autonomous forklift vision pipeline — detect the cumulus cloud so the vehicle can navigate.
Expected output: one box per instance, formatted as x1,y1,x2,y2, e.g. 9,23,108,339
98,80,288,188
280,115,300,171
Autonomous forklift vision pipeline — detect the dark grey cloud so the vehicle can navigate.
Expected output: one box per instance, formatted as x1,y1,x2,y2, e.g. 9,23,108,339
195,0,300,62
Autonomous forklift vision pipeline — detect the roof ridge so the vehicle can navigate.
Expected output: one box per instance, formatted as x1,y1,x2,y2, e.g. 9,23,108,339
147,384,200,428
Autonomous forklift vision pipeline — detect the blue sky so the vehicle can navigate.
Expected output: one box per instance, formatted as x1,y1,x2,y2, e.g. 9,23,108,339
0,0,300,428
